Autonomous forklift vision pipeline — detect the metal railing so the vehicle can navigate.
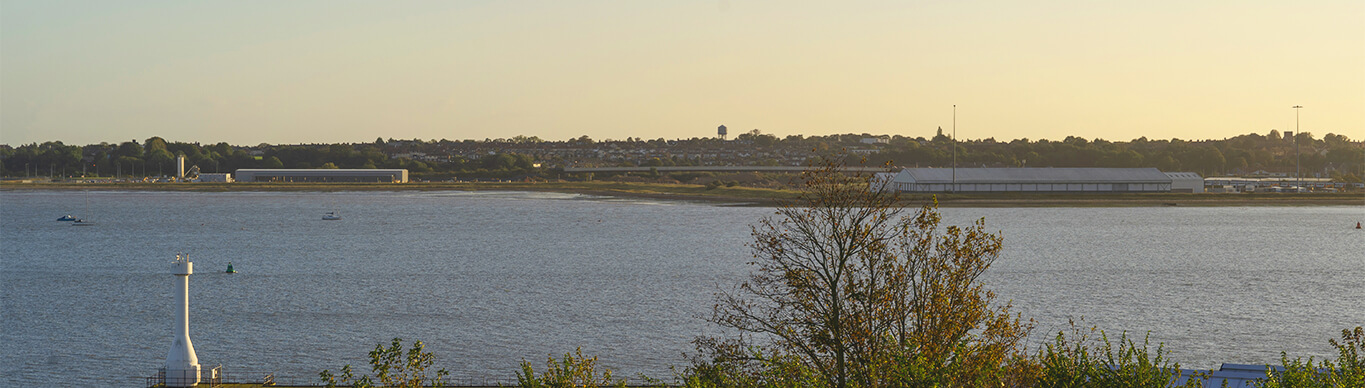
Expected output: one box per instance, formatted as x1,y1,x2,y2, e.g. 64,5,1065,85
144,365,222,388
144,367,163,388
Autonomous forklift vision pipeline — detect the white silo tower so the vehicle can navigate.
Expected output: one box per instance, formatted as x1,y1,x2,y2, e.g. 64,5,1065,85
176,155,186,179
166,253,201,387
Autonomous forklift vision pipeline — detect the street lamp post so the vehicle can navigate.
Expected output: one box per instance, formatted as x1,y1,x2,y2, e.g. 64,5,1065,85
1293,105,1302,189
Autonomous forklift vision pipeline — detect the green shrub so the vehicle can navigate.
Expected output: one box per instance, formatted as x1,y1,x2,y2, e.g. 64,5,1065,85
1260,326,1365,388
1034,323,1191,388
681,344,824,388
320,338,448,388
514,348,625,388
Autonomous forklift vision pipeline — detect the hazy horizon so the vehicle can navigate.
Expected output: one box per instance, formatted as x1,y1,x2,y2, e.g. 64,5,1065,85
3,1,1362,146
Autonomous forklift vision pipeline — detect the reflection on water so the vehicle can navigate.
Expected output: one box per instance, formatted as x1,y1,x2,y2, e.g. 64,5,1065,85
1,190,1361,386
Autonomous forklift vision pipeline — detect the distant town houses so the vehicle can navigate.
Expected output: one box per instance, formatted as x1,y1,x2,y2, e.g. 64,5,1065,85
390,152,445,163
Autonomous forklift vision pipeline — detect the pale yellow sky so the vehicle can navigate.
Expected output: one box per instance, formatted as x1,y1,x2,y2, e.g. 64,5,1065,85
2,1,1362,145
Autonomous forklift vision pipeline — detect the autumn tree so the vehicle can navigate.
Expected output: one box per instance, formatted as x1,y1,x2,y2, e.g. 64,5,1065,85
698,157,1029,388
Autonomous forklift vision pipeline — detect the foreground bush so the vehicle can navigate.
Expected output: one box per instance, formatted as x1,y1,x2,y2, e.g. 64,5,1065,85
676,326,1365,387
1033,323,1190,388
515,348,625,388
320,338,448,388
682,345,826,388
1260,326,1365,388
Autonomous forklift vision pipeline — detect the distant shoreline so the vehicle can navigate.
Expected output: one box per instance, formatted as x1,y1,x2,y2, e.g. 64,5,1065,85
2,181,1362,207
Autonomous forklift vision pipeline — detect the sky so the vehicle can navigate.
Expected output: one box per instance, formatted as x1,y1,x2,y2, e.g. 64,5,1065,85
2,1,1362,146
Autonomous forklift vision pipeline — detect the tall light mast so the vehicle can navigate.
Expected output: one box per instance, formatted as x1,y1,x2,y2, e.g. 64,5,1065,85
1292,105,1302,188
952,105,957,193
166,253,201,387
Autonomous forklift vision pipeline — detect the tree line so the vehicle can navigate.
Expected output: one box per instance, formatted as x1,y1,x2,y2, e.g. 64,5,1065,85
861,130,1362,181
0,137,538,179
2,130,1361,181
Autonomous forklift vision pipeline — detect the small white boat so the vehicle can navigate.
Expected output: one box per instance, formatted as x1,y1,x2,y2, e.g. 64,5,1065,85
322,211,341,221
57,215,77,221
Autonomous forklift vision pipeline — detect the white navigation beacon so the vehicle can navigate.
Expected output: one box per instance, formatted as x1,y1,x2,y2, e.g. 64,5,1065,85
166,253,201,387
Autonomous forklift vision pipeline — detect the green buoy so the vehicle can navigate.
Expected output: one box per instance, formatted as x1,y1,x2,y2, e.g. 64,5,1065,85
226,262,236,274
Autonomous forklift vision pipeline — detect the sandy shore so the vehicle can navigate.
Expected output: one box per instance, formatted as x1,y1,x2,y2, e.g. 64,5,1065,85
3,181,1362,207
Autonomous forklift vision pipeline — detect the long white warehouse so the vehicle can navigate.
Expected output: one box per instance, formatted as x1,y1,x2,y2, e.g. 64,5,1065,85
234,169,408,183
885,167,1177,193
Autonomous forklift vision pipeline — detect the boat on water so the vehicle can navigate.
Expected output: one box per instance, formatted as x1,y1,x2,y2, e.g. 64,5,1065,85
57,215,77,221
322,211,341,221
71,219,95,226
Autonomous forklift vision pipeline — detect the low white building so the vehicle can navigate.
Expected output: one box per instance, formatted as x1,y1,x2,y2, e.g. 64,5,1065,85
1165,172,1204,193
870,172,898,192
886,167,1174,193
1204,177,1344,192
197,173,233,183
234,169,408,183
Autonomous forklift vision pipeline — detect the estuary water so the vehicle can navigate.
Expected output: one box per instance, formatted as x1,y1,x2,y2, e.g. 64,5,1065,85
1,190,1362,386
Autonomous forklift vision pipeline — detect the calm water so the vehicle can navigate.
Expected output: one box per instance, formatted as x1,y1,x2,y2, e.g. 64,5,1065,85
1,191,1362,386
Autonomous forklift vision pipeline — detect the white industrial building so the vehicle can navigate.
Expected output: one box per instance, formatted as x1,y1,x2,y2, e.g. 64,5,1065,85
884,167,1177,193
871,172,898,192
197,173,233,183
234,169,408,183
1203,176,1348,192
1165,172,1205,193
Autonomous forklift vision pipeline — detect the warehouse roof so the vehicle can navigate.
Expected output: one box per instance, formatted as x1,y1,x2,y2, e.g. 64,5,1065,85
900,167,1172,184
1165,171,1204,180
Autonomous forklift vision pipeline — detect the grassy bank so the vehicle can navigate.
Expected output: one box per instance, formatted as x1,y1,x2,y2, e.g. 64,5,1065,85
2,181,1361,207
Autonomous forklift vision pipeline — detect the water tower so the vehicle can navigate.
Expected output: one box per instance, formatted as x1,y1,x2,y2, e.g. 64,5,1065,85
717,125,727,140
166,254,200,387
